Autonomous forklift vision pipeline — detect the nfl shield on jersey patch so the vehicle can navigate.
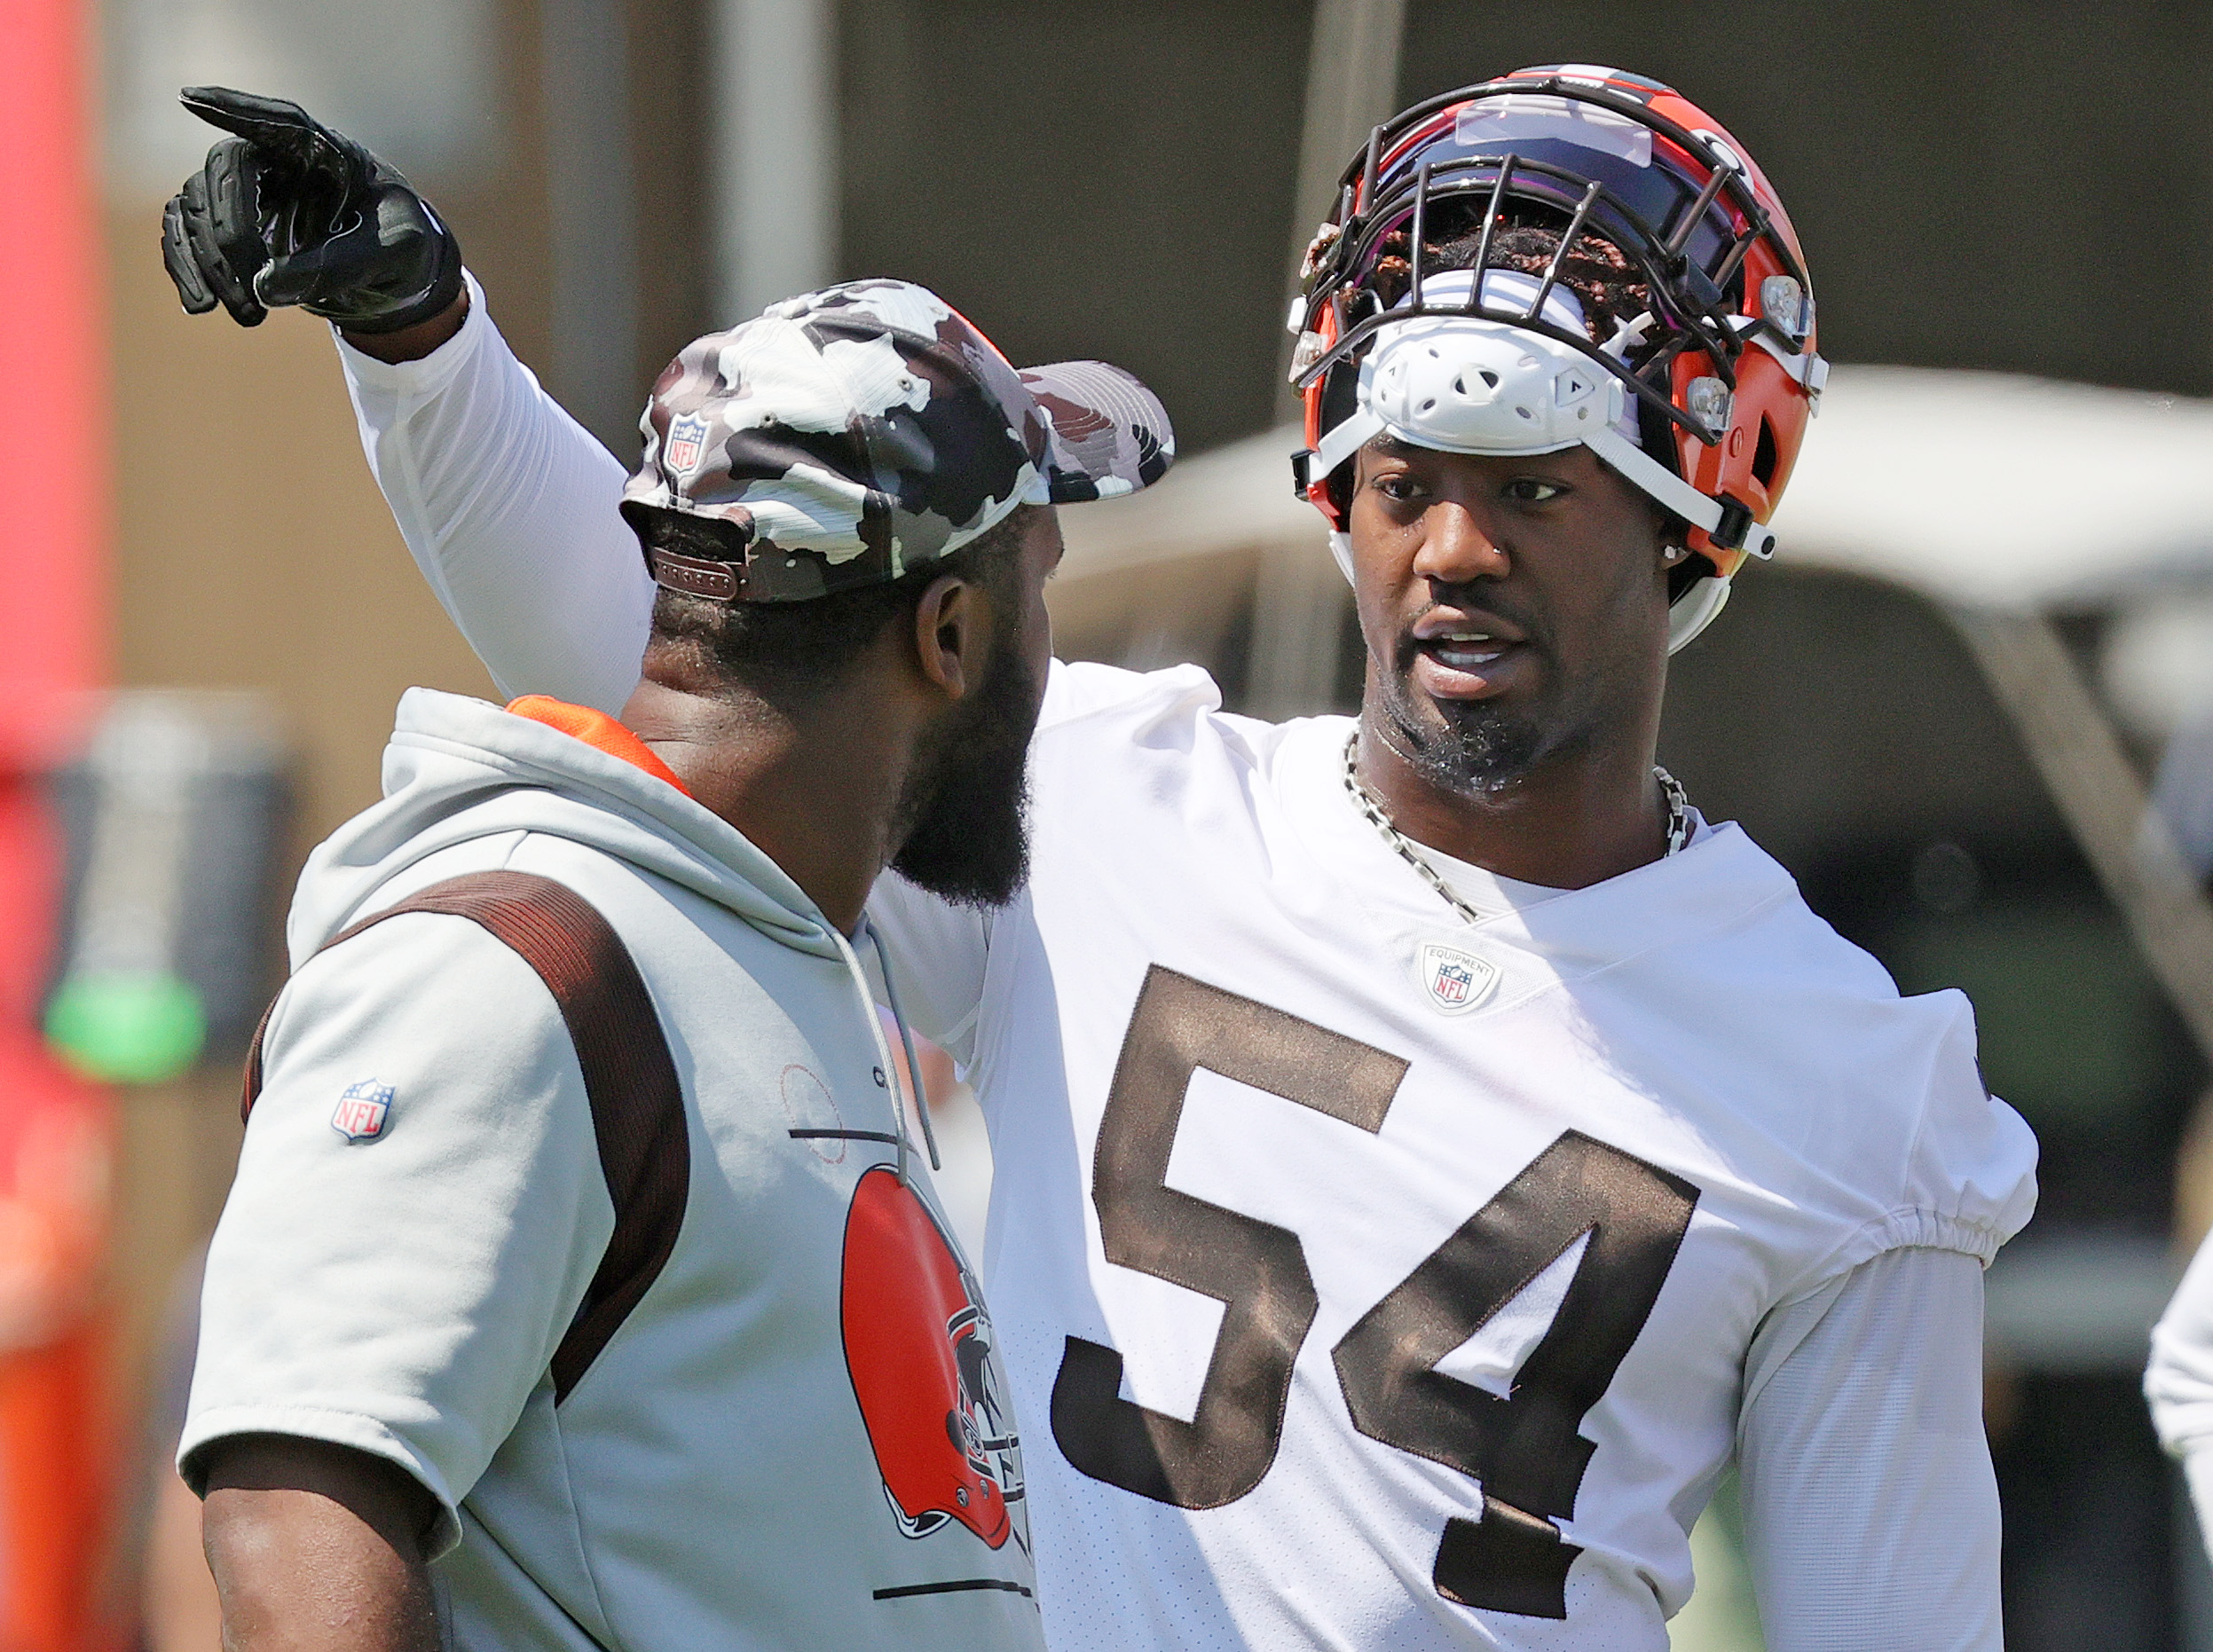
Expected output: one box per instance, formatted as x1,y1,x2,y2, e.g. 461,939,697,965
332,1080,394,1142
665,413,710,474
1415,940,1499,1016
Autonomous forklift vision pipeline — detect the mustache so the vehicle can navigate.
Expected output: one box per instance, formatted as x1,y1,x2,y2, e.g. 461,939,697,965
1394,589,1548,671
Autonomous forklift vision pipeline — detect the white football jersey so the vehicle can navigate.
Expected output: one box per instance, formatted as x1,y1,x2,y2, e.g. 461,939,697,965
869,661,2036,1650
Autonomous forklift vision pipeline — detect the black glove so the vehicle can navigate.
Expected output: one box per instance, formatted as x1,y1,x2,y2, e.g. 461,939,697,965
159,86,463,334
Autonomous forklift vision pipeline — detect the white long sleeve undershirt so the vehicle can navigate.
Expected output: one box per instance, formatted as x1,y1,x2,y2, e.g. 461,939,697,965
332,281,2008,1649
336,273,654,716
1741,1246,2001,1649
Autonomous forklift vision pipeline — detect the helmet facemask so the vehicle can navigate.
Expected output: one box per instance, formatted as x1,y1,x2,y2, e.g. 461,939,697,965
1291,70,1827,652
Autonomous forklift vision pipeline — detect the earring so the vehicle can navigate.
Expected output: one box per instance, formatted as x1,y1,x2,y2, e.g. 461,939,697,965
1662,543,1689,564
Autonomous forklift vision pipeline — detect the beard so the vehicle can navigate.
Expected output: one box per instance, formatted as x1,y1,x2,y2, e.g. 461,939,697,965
1376,630,1549,795
1395,698,1547,794
888,618,1038,908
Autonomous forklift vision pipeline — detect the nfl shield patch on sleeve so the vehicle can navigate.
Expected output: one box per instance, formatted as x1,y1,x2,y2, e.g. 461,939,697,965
332,1080,395,1142
1415,940,1500,1017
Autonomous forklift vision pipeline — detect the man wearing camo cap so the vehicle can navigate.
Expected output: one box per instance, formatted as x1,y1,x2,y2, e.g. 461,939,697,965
168,88,1172,1652
627,278,1169,605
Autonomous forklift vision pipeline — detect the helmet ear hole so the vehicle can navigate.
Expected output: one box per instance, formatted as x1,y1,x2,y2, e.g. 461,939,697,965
1313,358,1363,524
1666,550,1717,603
1326,460,1356,523
1752,416,1780,488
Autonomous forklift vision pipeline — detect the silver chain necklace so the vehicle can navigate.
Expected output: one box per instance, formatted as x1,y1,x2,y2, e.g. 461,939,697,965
1341,731,1689,927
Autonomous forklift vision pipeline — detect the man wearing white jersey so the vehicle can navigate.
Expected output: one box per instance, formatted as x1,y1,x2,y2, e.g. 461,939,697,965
168,67,2036,1651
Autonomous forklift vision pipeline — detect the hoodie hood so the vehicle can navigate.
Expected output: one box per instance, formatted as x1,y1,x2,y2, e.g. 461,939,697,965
289,688,847,969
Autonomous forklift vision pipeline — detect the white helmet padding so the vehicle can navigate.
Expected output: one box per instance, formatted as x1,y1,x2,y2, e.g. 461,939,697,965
1313,270,1763,652
1311,270,1638,475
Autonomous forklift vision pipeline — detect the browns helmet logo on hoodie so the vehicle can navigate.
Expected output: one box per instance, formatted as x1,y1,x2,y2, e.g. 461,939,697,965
840,1164,1026,1551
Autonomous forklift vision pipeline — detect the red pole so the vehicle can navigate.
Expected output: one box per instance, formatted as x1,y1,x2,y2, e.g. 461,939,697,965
0,0,120,1648
0,0,106,753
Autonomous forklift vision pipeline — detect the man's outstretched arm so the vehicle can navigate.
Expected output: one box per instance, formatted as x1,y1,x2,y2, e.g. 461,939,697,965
332,272,653,712
161,88,654,712
200,1435,440,1652
340,295,467,366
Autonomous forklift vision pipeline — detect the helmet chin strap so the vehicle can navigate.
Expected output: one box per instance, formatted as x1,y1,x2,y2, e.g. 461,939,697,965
1581,421,1773,558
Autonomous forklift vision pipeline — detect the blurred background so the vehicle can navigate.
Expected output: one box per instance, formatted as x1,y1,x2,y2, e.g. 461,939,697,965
3,0,2211,1647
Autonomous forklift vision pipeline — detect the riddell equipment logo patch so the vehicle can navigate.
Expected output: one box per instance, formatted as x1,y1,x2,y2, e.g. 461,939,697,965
332,1080,394,1142
1417,941,1499,1017
665,413,709,474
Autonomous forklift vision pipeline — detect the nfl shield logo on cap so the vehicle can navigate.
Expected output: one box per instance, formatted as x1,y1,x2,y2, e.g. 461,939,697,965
665,413,709,474
1416,941,1499,1017
332,1079,394,1142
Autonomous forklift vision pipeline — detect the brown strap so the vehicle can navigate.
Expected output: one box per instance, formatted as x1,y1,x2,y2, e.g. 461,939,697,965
242,870,690,1403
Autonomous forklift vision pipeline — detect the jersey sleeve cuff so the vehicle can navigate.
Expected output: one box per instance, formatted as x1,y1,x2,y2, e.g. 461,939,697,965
177,1404,466,1559
1787,1206,2017,1301
1858,1205,2016,1266
331,268,491,401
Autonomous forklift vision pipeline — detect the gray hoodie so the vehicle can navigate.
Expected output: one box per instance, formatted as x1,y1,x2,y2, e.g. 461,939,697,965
184,688,1043,1651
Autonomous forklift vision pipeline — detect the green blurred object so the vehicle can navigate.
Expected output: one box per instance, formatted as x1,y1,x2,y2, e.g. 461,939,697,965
43,971,207,1085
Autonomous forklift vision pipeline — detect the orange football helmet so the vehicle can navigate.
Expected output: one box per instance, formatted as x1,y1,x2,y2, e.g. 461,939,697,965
1290,66,1825,650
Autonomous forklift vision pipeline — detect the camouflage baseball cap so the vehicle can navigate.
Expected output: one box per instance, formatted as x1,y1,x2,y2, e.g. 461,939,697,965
621,278,1175,603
